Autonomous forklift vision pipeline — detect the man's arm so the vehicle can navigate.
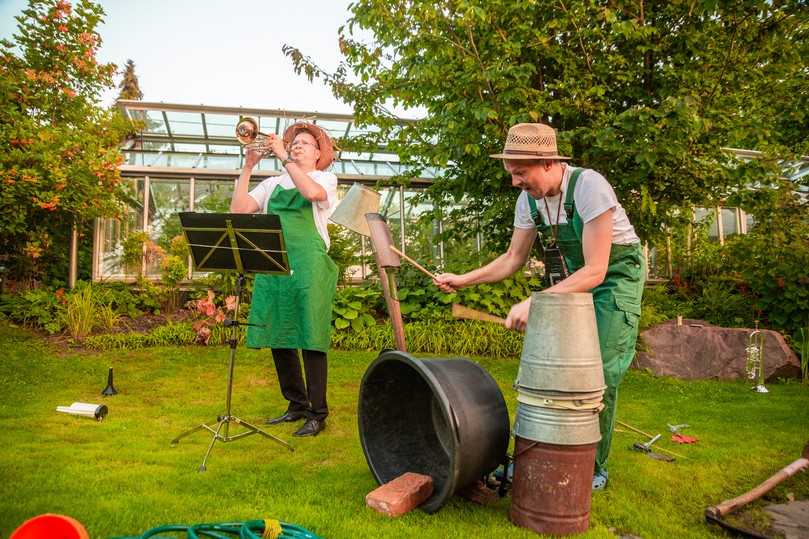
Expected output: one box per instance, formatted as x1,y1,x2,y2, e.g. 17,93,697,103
231,159,261,214
504,209,614,330
434,227,536,292
544,208,613,293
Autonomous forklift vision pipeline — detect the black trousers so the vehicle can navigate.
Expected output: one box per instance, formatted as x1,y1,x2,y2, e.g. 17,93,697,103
271,348,328,421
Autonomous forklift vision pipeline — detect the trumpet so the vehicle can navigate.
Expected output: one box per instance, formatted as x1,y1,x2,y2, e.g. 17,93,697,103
235,117,274,156
744,321,768,393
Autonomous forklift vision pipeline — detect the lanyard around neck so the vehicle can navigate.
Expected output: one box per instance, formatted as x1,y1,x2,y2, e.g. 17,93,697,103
542,192,564,245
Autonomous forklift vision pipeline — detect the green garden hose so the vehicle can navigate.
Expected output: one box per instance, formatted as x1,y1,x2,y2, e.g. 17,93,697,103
112,519,322,539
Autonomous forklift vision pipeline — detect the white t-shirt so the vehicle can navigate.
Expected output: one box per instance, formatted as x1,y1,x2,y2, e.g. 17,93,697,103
513,165,639,245
248,170,338,249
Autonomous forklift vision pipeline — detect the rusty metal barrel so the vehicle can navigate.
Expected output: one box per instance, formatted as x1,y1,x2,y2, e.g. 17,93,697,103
509,437,598,536
509,292,604,536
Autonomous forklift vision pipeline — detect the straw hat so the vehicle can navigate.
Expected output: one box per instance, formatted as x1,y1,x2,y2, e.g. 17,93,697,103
489,123,570,160
282,121,335,171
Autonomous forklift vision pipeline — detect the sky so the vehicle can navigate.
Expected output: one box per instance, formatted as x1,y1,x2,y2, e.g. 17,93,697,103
0,0,360,114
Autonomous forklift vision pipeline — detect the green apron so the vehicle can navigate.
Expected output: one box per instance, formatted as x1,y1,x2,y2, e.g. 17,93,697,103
528,168,645,474
246,185,338,353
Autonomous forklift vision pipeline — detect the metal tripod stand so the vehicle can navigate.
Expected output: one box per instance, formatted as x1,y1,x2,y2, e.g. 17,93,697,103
171,274,293,471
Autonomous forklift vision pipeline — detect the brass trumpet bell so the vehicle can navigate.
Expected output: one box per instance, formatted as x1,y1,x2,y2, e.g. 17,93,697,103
235,117,273,155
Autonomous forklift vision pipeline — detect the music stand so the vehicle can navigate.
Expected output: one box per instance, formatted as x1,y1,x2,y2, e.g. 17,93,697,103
171,212,293,472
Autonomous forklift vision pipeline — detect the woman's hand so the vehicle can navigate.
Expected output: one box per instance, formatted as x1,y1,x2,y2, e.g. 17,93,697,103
433,273,466,293
505,297,531,332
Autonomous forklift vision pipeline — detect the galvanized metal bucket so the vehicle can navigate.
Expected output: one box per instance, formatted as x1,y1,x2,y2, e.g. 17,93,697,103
329,183,380,237
516,292,606,393
513,401,601,445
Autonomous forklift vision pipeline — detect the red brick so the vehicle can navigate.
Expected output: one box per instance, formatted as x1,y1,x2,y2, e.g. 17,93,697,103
365,472,434,517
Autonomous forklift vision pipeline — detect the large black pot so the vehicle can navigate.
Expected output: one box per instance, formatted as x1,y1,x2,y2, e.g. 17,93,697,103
358,350,510,513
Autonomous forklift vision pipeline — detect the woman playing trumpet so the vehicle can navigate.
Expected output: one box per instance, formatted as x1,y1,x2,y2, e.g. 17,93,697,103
230,122,338,437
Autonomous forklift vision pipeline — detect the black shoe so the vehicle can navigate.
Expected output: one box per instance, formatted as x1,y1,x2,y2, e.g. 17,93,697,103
293,418,325,437
265,411,307,425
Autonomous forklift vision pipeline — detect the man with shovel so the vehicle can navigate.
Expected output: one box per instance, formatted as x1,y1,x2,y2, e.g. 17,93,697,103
434,123,645,490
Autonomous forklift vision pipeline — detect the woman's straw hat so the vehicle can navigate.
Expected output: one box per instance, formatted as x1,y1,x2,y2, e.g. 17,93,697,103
489,123,570,160
283,122,335,170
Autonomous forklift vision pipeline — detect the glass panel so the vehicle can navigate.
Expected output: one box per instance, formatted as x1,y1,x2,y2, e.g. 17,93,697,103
349,161,380,175
193,180,235,213
191,180,237,277
145,178,191,277
144,111,167,134
173,143,206,153
199,155,241,169
204,113,239,137
122,151,149,166
401,189,441,268
165,111,204,136
693,207,719,239
208,144,241,155
163,153,201,168
259,116,282,135
438,201,482,271
316,119,351,139
98,178,144,279
746,212,756,232
721,207,738,237
378,187,402,262
142,141,170,151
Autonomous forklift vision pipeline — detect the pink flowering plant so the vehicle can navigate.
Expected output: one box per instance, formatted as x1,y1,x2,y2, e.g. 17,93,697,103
188,290,238,345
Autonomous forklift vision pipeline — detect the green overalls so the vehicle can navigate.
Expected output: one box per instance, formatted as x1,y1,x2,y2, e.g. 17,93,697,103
246,185,338,353
528,168,645,474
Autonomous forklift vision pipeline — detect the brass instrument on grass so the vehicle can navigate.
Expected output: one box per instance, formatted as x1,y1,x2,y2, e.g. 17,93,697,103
744,321,768,393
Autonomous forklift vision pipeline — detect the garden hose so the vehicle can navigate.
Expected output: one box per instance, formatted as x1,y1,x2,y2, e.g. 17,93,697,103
112,519,322,539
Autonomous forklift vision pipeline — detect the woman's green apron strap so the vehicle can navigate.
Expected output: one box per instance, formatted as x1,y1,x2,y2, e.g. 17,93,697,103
246,185,338,353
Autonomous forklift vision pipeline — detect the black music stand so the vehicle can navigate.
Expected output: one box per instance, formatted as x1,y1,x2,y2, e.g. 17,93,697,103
170,212,293,471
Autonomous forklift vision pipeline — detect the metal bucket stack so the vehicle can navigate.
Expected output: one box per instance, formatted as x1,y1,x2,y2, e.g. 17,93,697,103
509,292,604,536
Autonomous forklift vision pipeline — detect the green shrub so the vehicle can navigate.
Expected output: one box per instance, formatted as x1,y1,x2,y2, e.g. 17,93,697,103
84,321,231,351
331,320,523,359
92,283,144,318
332,285,380,331
394,266,541,322
0,286,65,334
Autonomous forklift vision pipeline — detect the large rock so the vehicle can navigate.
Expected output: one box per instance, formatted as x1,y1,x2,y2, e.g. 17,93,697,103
634,319,801,381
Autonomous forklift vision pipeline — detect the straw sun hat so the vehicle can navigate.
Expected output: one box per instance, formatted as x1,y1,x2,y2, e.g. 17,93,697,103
489,123,570,160
282,122,335,171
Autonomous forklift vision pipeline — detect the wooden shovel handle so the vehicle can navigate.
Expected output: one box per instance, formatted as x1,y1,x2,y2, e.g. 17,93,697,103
389,246,437,280
707,455,809,518
451,303,507,327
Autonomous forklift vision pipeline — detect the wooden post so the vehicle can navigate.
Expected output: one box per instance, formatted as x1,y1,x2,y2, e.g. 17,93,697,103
68,221,78,289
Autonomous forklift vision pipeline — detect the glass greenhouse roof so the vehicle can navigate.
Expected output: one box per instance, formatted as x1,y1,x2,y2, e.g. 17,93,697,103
117,100,438,183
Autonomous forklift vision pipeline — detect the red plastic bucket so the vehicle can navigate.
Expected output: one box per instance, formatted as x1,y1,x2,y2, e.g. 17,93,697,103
10,514,89,539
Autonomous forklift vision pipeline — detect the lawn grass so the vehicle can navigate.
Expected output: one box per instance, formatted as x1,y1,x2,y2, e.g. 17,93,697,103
1,322,807,538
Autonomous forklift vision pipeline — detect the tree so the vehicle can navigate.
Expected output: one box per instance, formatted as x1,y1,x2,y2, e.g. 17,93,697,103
0,0,134,283
117,58,143,100
283,0,807,249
